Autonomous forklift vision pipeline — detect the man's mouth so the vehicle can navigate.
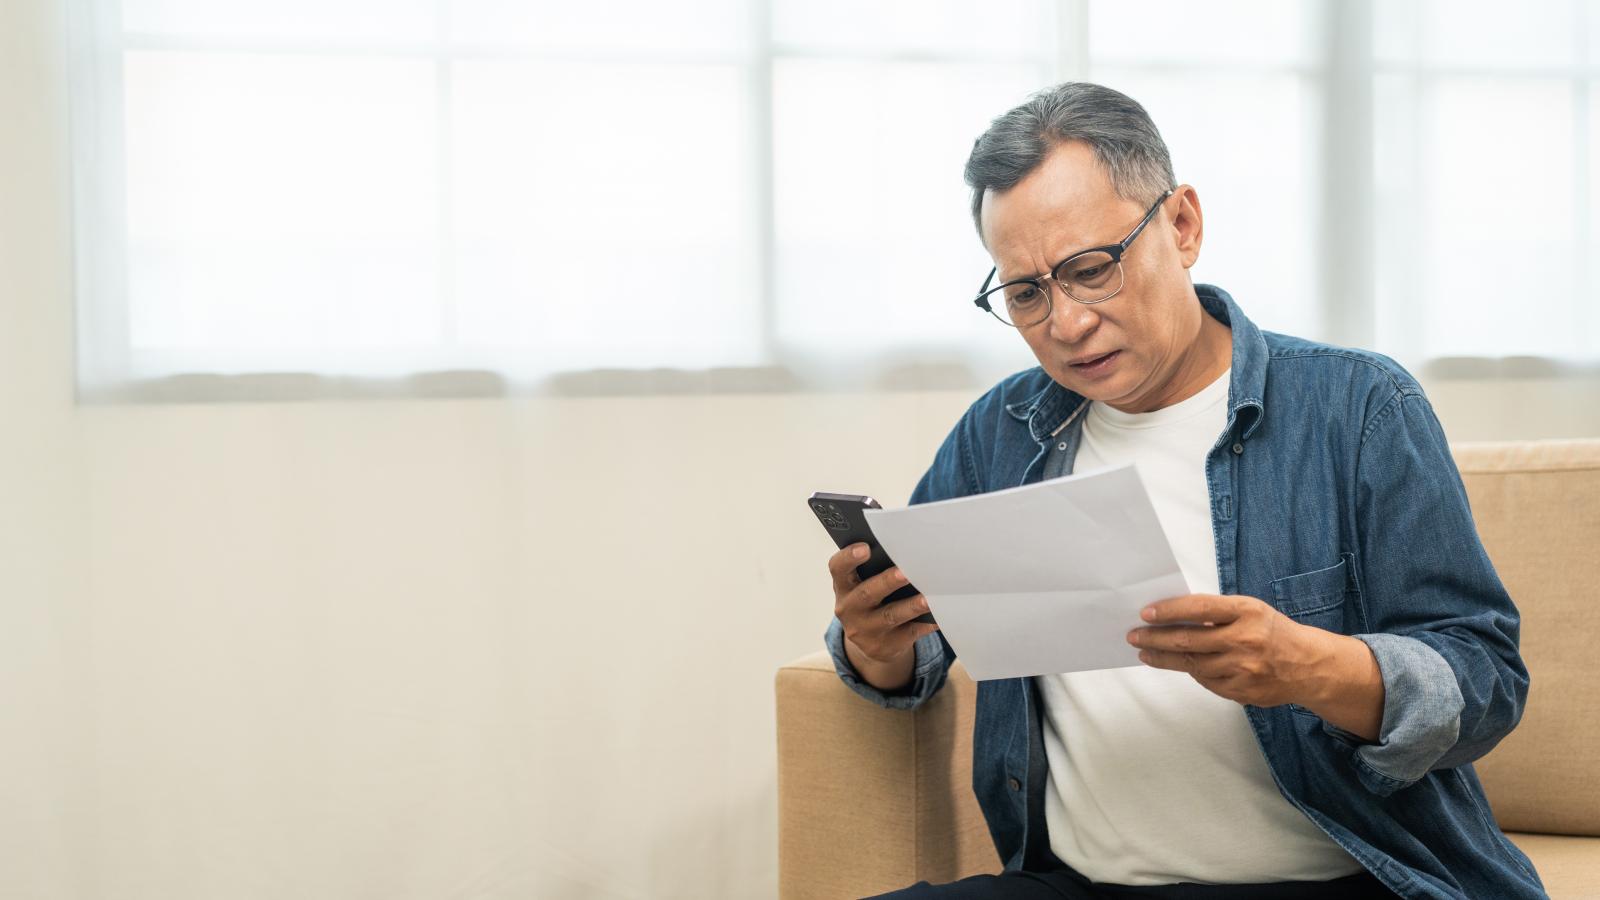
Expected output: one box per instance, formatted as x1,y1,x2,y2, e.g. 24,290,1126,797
1069,350,1119,369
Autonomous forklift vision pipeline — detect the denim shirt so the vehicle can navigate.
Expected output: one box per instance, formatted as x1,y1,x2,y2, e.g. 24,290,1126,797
824,286,1545,900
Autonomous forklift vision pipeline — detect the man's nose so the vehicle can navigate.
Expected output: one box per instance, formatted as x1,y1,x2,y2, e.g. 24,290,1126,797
1046,281,1098,344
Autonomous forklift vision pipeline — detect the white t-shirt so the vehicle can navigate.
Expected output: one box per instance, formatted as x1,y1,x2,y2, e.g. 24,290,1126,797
1036,369,1365,885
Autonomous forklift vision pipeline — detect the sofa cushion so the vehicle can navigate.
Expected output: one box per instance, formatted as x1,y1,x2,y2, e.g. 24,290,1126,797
1502,832,1600,898
1453,440,1600,836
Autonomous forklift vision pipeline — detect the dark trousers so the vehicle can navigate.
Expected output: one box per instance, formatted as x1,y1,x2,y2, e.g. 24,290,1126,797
864,868,1399,899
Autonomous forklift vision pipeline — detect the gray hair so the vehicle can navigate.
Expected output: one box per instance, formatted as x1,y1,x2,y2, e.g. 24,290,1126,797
963,82,1176,236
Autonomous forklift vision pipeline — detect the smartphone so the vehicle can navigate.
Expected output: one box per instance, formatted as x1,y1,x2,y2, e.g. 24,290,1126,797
808,491,935,625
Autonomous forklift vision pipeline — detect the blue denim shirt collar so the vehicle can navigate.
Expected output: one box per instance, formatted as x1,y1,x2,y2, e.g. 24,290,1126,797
1003,284,1267,447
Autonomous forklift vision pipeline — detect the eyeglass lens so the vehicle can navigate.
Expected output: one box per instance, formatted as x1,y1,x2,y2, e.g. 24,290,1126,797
979,251,1123,326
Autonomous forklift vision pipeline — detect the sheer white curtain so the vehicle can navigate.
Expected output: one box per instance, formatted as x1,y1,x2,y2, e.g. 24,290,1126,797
70,0,1600,399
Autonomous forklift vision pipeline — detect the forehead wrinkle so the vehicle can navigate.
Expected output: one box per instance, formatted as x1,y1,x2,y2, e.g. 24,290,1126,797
993,212,1097,284
993,188,1153,284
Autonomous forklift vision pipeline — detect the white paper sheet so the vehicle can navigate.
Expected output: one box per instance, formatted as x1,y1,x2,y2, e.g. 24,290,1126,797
863,464,1189,680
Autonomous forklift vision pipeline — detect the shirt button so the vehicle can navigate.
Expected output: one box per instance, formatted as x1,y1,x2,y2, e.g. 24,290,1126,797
1232,442,1244,455
1008,777,1022,791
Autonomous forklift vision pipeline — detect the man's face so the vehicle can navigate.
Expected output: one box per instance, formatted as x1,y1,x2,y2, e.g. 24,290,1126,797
979,140,1206,413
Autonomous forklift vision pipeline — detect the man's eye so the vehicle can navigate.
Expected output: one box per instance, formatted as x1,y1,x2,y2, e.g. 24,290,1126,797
1009,287,1042,306
1063,252,1117,287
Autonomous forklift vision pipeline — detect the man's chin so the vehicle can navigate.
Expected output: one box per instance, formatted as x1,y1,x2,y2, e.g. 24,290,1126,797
1051,367,1132,405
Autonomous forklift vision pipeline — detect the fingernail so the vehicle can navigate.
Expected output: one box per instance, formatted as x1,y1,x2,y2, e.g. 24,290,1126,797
852,545,868,559
1138,650,1150,663
1141,607,1157,621
1126,630,1139,646
918,597,929,611
893,568,908,582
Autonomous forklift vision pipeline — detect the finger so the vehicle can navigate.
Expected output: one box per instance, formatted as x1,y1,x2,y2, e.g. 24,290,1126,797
842,565,911,614
875,592,932,631
858,604,939,663
1128,625,1229,655
827,543,871,594
1141,593,1245,626
1136,648,1201,673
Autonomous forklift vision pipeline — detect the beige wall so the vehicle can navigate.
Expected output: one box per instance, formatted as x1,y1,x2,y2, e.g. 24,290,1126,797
58,393,967,900
4,1,1599,898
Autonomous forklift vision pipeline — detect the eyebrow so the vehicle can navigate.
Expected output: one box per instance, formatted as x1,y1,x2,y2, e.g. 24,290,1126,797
998,243,1096,285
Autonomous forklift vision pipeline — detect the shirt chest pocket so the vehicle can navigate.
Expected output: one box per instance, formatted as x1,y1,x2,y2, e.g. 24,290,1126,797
1268,553,1356,633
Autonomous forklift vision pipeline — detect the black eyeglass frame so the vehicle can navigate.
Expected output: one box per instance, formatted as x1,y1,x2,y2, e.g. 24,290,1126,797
973,188,1176,327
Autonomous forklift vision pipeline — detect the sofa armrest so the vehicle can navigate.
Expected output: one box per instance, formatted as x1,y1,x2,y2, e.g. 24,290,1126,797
776,650,1000,899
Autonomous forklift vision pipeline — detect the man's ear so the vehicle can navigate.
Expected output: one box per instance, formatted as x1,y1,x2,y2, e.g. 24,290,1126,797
1171,185,1203,270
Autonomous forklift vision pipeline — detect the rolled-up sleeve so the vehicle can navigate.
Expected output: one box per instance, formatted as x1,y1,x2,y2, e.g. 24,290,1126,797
824,617,952,710
1341,387,1529,796
1330,632,1464,794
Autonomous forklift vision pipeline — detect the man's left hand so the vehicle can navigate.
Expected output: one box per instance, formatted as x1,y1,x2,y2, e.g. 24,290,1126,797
1126,593,1332,710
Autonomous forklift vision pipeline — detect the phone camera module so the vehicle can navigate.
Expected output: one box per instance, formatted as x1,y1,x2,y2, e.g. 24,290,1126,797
816,503,849,531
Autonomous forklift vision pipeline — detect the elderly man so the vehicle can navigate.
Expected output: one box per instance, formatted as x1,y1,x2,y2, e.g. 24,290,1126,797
823,83,1545,900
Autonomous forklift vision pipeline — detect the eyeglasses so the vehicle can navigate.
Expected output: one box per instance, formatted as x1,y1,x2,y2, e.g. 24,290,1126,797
973,189,1174,328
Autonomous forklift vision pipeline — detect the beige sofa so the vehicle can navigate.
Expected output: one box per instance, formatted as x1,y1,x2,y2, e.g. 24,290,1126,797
776,440,1600,899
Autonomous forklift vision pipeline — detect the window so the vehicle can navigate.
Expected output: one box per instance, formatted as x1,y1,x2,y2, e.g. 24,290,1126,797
69,0,1598,400
1373,0,1600,362
75,0,769,393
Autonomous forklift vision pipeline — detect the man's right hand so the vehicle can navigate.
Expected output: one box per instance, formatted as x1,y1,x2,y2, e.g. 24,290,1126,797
829,543,940,692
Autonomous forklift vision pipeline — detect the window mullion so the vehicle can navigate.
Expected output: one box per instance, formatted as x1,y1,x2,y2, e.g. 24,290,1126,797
1320,0,1376,349
1058,0,1089,82
755,0,776,362
74,0,134,396
435,0,456,351
1575,0,1593,354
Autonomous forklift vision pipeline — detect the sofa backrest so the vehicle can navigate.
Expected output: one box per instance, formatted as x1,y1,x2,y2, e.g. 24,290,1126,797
1455,440,1600,836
